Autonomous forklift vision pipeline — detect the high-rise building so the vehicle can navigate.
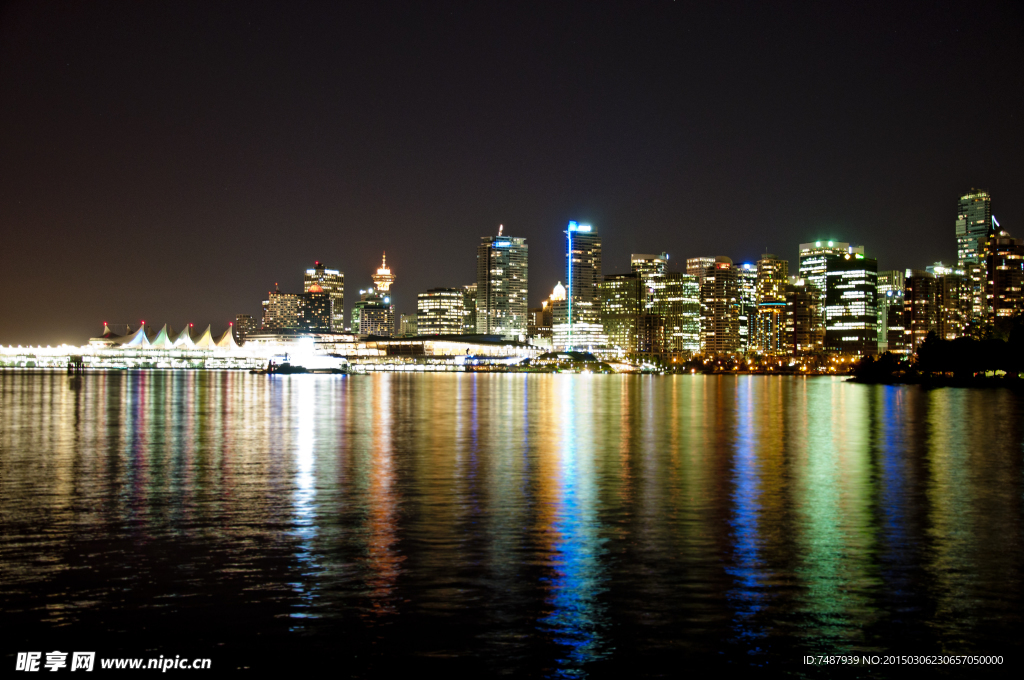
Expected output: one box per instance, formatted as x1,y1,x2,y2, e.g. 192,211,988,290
234,314,257,344
736,263,758,352
304,261,345,331
399,313,418,337
262,284,331,332
462,284,477,334
553,221,605,350
903,270,936,352
417,288,465,335
799,242,863,347
755,301,788,356
631,253,668,286
653,273,700,359
476,228,528,337
785,279,823,355
823,251,877,355
351,288,394,336
755,254,789,353
599,273,642,355
686,257,715,287
756,254,790,304
371,253,396,293
699,257,739,355
876,270,905,353
956,189,993,267
984,227,1024,319
927,263,969,340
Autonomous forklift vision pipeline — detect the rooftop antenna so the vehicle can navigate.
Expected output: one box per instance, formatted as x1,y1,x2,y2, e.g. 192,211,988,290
498,224,504,236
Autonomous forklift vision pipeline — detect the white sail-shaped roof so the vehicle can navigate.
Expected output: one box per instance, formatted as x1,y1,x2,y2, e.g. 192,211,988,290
172,326,195,348
215,327,241,350
192,325,216,349
149,324,174,349
121,324,151,348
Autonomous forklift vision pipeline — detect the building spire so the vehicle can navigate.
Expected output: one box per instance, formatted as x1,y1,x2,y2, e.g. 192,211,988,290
373,251,395,293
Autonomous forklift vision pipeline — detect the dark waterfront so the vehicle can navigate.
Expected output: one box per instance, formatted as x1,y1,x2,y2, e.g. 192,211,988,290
1,372,1021,677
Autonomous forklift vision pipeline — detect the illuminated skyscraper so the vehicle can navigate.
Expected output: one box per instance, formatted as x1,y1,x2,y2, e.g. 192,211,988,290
755,254,789,353
699,257,740,355
736,262,757,352
417,288,464,335
262,283,331,332
956,189,992,267
984,228,1024,319
630,253,668,286
876,270,905,352
823,251,877,356
351,288,394,336
785,280,823,355
653,273,700,359
553,221,605,350
686,257,715,287
599,273,642,354
903,269,936,352
304,261,345,331
462,284,477,333
476,227,528,336
234,314,256,344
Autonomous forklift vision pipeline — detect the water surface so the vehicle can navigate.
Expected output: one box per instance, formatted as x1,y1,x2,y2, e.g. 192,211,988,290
1,372,1021,676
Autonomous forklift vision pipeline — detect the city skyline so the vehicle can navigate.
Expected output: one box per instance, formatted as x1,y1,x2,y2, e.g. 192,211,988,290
1,2,1021,345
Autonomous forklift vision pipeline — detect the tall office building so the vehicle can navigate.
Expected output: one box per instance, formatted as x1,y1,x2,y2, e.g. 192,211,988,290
553,221,605,350
903,270,937,352
956,190,993,320
686,257,716,287
755,254,789,353
984,227,1024,319
599,273,642,355
476,228,528,337
699,257,739,355
927,263,969,340
876,270,905,353
417,288,465,335
304,261,345,331
756,254,790,304
462,284,477,333
262,284,331,332
823,251,877,355
736,263,758,352
654,273,701,359
799,241,864,292
351,288,394,336
398,314,418,337
631,253,668,286
785,280,823,355
234,314,257,344
956,189,993,267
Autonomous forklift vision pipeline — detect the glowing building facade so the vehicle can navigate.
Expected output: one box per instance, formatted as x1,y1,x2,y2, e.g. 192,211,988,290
699,257,739,355
553,222,605,350
417,288,465,335
476,229,528,337
823,252,877,355
304,261,345,331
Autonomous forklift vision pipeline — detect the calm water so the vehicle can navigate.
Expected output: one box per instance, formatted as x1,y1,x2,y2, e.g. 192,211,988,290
1,372,1021,676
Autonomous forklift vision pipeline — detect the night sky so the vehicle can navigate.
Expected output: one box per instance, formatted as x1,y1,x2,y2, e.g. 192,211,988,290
1,0,1021,345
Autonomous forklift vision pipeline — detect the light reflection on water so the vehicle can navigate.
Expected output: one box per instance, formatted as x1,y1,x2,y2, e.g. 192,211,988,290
1,372,1022,676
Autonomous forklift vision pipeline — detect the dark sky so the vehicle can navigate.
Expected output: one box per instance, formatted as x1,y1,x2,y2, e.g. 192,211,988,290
1,0,1022,345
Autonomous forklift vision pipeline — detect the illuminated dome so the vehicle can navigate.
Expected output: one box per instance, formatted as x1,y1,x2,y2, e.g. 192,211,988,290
308,283,324,293
550,281,566,301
